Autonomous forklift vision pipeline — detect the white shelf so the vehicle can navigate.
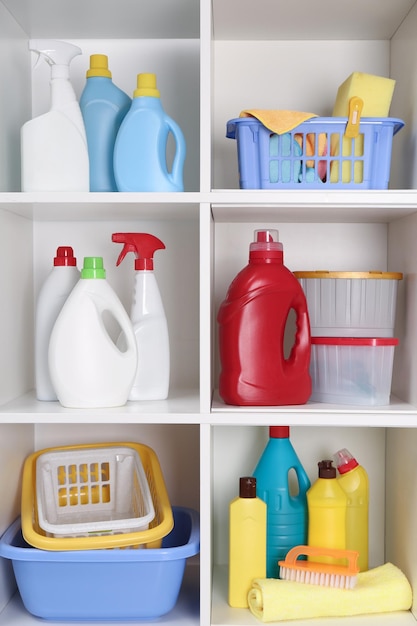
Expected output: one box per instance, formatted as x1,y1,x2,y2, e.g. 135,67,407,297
211,394,417,427
0,391,200,423
212,0,416,41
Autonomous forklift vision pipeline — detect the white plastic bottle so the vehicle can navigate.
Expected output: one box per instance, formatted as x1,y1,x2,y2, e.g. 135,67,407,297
112,232,170,400
21,39,89,191
48,256,137,408
35,246,80,401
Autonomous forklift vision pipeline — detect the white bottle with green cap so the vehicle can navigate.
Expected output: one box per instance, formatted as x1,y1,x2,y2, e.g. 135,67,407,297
48,256,137,408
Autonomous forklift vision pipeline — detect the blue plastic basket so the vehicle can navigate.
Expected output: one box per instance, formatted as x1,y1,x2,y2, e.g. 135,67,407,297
0,506,199,621
226,116,404,190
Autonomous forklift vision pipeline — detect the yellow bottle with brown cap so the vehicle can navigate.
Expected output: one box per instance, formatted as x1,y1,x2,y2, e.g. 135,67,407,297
228,476,266,607
307,460,347,565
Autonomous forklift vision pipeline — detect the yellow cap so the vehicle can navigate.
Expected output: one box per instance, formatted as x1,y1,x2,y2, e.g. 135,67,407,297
133,73,160,98
86,54,112,78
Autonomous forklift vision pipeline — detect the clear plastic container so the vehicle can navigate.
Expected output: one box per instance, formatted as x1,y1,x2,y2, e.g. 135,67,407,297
294,271,403,337
310,336,398,405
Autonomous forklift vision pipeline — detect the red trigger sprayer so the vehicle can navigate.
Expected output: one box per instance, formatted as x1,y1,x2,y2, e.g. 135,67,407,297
112,232,170,400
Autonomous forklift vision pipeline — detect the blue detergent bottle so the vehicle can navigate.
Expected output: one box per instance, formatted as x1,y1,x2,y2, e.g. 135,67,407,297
80,54,131,191
113,73,186,191
253,426,311,578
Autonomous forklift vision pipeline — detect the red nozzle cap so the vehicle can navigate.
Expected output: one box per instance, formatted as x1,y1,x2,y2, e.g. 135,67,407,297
249,229,283,262
269,426,290,438
333,448,359,475
54,246,76,267
112,233,165,270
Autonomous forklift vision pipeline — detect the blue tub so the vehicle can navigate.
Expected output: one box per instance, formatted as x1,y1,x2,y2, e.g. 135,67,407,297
0,506,199,621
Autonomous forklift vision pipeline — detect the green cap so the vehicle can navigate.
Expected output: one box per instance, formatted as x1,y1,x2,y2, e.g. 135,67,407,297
81,257,106,279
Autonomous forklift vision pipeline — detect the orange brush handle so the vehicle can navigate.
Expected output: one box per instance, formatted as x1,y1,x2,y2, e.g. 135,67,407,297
280,545,359,574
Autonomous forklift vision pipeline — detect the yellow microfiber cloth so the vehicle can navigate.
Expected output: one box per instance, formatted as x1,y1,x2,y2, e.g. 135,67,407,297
248,562,412,622
240,109,317,135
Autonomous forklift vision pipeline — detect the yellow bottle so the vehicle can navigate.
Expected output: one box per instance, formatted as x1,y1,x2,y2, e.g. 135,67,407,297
307,460,347,565
334,448,369,571
228,476,266,608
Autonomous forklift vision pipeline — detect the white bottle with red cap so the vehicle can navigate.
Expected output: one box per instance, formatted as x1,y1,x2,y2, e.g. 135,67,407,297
35,246,80,401
112,232,170,400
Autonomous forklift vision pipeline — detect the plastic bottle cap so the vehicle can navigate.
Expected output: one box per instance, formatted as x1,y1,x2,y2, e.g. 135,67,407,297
86,54,112,78
133,73,160,98
333,448,359,474
269,426,290,438
318,459,336,479
239,476,257,498
54,246,76,267
249,229,283,262
81,257,106,279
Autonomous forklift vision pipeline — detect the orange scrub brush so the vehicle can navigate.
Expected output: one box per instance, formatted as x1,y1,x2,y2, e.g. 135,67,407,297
278,545,360,589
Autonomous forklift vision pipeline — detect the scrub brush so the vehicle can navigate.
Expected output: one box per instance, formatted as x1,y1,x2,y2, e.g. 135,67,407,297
279,545,359,589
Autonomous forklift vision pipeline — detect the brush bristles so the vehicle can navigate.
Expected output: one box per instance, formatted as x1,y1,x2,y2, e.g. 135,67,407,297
279,566,357,589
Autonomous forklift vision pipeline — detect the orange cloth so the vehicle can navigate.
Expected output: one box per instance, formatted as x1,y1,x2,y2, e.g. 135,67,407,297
240,110,327,181
239,109,317,134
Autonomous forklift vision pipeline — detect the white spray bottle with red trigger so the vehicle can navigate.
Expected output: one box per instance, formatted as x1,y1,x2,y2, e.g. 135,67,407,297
112,233,170,400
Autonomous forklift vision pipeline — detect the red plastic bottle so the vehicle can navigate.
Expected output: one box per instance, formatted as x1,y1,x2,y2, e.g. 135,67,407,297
217,229,311,405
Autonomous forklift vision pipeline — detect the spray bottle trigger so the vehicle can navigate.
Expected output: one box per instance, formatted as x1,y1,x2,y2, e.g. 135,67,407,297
115,242,137,266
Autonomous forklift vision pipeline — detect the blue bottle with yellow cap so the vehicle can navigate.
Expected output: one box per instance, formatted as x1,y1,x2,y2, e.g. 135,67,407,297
113,73,186,192
80,54,131,191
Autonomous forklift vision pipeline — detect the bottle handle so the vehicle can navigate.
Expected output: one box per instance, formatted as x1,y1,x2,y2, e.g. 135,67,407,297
165,115,186,189
95,301,136,360
291,464,311,497
286,293,311,368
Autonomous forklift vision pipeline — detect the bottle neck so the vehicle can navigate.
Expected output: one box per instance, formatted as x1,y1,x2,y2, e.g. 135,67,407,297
50,77,77,110
132,95,163,111
249,251,283,264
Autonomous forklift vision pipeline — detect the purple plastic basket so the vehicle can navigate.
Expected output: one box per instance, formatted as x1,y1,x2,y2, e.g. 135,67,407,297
226,116,404,190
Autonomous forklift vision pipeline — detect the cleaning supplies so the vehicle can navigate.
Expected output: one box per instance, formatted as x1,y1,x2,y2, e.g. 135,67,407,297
278,545,359,589
333,448,369,571
21,40,89,192
48,257,137,408
113,73,186,191
217,228,311,406
247,562,412,623
307,460,347,563
35,246,80,401
333,72,396,118
112,233,169,400
253,426,311,578
80,54,131,191
228,477,266,608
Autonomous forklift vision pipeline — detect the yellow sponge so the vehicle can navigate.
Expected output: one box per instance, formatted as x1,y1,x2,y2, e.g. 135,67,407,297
333,72,396,117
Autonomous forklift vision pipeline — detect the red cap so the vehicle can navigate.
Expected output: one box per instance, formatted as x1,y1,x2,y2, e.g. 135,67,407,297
269,426,290,438
249,229,283,263
54,246,76,267
112,233,165,270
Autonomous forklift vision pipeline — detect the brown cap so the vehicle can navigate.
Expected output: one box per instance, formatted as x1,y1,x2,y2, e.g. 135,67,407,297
239,476,257,498
318,460,336,479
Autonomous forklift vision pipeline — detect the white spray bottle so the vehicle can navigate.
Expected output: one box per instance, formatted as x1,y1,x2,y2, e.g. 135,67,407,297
112,232,170,400
21,39,89,191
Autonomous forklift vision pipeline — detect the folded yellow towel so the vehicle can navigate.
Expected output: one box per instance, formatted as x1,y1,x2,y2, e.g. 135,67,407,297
248,562,412,622
240,110,317,135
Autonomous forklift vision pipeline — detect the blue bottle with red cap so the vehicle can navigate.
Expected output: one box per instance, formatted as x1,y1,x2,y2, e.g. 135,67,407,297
253,426,311,578
217,228,311,406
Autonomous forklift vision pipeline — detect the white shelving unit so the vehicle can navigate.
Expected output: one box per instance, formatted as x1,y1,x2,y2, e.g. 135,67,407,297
1,1,417,625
